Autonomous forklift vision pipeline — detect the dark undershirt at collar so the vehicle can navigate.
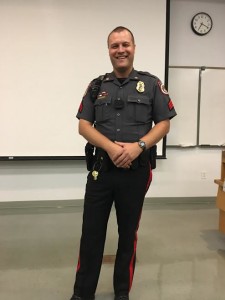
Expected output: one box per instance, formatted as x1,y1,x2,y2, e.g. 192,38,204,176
117,78,127,84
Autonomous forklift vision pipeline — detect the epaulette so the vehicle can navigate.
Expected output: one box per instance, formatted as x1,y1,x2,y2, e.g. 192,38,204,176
92,74,105,82
137,71,158,80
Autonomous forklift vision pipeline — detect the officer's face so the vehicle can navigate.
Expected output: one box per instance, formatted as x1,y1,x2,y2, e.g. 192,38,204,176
108,30,135,77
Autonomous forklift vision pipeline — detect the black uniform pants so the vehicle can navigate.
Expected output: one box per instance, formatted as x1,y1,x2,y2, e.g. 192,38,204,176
73,161,152,298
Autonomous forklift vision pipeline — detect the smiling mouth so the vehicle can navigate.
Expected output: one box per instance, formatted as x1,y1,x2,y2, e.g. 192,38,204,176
116,56,127,60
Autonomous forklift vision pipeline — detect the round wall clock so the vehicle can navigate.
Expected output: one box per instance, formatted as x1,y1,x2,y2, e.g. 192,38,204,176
191,12,213,36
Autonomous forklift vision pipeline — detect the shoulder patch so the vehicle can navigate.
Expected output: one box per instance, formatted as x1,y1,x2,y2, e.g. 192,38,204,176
157,80,169,95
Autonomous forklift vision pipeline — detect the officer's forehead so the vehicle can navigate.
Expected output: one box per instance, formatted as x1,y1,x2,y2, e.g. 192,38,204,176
108,30,133,44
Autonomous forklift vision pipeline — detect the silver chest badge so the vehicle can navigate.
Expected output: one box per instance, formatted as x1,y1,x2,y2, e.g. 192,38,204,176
136,81,145,93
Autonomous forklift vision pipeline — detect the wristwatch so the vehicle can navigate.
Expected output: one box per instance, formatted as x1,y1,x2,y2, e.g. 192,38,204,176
138,140,146,151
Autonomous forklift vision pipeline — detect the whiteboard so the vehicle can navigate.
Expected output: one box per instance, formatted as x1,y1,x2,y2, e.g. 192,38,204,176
167,67,199,146
199,69,225,146
0,0,168,158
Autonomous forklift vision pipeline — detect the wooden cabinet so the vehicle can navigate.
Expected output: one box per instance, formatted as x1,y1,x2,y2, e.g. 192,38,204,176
214,151,225,233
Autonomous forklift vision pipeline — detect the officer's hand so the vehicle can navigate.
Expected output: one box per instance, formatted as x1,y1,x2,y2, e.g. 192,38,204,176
106,143,124,166
113,141,142,168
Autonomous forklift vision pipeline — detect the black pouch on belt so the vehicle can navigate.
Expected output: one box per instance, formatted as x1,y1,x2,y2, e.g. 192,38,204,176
130,150,149,170
139,150,150,167
85,142,95,171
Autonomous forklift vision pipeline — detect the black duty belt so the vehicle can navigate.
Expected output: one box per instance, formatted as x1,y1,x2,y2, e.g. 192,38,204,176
95,148,150,171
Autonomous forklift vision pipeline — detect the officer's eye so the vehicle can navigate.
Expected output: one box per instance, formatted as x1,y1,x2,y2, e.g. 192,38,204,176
122,43,130,48
111,44,118,49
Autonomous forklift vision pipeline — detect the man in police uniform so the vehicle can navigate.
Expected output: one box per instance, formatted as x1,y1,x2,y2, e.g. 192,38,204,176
69,26,176,300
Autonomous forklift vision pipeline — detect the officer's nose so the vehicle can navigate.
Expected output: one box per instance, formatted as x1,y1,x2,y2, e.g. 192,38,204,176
117,45,125,53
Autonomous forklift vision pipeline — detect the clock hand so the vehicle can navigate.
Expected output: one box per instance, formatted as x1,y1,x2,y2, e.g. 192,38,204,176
198,23,203,30
202,23,209,29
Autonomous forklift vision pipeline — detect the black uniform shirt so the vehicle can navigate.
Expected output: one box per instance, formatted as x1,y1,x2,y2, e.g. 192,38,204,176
77,69,177,142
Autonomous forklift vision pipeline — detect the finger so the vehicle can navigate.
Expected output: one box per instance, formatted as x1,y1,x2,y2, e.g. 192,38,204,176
114,141,125,147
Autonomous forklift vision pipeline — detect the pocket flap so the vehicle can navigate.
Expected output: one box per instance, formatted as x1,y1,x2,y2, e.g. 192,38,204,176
128,95,149,105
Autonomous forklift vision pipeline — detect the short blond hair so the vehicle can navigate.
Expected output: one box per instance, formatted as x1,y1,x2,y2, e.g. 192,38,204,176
107,26,135,47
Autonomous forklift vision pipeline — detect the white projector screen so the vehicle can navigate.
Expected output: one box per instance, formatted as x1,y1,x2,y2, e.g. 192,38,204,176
0,0,169,159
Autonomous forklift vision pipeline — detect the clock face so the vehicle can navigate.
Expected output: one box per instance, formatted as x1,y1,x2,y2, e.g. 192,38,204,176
191,12,213,36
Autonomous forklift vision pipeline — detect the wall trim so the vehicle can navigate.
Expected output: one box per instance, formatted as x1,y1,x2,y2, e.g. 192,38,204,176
0,197,216,215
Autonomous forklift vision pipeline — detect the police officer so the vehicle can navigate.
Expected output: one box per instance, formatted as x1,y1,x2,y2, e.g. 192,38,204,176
69,26,176,300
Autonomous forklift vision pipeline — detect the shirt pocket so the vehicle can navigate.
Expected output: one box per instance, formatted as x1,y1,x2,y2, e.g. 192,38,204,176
127,95,151,123
94,96,112,123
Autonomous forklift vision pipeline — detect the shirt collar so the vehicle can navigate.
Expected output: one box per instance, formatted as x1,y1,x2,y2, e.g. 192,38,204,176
104,69,140,82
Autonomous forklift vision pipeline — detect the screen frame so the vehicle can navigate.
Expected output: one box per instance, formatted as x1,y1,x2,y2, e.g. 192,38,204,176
0,0,170,161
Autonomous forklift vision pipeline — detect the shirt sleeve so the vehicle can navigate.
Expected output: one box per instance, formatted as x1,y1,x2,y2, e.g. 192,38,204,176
76,82,95,123
152,78,177,124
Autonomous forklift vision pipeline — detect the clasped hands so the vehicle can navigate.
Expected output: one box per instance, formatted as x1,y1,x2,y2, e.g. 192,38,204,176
107,141,142,169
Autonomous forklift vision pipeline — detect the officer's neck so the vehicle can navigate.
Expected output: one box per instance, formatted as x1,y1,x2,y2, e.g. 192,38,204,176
113,67,133,79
